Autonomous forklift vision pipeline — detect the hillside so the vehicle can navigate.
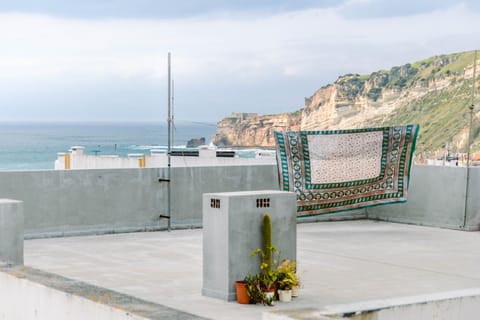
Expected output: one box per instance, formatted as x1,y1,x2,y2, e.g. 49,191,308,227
212,50,480,160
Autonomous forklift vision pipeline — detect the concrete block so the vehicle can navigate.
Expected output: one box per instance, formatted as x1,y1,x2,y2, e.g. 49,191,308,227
367,166,474,230
0,199,24,266
202,190,296,301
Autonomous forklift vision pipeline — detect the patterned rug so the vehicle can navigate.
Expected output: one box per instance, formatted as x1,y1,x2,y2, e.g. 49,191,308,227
274,125,419,216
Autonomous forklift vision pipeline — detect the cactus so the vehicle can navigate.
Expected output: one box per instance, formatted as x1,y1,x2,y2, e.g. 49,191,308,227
250,213,278,297
262,213,272,270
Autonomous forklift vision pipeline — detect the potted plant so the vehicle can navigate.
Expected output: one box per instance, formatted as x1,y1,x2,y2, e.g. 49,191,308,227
244,274,264,304
261,268,278,304
235,280,249,304
248,214,301,305
277,286,293,302
276,259,299,301
244,270,277,305
292,280,301,298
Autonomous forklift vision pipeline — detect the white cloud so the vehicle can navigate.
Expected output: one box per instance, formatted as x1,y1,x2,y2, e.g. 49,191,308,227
1,6,478,81
0,4,479,121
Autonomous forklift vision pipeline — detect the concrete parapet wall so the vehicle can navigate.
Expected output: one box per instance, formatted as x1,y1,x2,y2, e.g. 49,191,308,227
264,288,480,319
0,169,167,238
0,271,145,320
323,289,480,320
170,166,280,229
368,165,480,231
0,165,477,238
0,266,204,320
0,199,24,265
0,166,281,238
298,209,366,223
465,167,480,230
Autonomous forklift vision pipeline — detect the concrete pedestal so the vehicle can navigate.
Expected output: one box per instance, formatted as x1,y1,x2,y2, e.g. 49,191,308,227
202,190,296,301
0,199,24,266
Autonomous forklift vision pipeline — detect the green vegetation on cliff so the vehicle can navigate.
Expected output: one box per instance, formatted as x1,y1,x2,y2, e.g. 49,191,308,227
311,50,479,156
214,50,479,157
370,78,475,157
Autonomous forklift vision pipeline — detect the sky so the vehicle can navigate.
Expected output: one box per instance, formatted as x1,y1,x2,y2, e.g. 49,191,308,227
1,0,480,123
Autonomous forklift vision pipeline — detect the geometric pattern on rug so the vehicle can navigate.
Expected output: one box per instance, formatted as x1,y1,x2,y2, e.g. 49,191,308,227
274,125,419,216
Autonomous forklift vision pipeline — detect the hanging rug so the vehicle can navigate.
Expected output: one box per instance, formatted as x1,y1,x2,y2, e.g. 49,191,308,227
274,125,419,216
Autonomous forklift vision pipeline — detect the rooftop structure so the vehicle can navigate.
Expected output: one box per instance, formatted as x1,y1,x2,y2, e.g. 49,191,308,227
1,164,480,319
54,145,275,170
12,220,480,319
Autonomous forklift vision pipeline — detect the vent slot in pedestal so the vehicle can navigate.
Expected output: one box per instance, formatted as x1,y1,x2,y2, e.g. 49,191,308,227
256,198,270,208
210,198,221,209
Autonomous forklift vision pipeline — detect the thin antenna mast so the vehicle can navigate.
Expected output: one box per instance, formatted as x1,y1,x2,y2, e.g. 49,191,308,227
172,79,175,148
167,52,172,232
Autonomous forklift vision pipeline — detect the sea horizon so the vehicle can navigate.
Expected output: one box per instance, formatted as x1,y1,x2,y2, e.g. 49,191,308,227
0,121,218,171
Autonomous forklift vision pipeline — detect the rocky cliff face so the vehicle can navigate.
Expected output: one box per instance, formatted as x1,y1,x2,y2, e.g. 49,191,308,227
212,51,480,156
212,112,301,147
301,68,452,130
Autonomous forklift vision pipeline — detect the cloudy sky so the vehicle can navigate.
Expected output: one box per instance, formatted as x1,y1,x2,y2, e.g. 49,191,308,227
1,0,479,123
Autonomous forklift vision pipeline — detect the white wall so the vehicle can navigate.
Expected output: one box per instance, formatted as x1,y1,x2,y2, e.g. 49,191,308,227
55,152,276,170
0,271,147,320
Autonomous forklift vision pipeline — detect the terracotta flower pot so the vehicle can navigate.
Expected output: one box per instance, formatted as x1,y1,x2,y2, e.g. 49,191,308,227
235,281,249,304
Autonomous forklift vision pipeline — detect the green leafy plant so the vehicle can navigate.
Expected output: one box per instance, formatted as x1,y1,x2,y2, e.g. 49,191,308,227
246,214,300,305
244,273,276,306
251,246,278,289
262,269,278,292
244,274,263,304
276,259,299,290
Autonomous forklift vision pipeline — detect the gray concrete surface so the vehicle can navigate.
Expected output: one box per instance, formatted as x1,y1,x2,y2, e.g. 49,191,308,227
368,165,480,231
0,199,23,266
2,165,476,239
170,166,280,229
202,190,296,301
0,166,365,239
466,167,480,229
24,220,480,320
0,166,279,238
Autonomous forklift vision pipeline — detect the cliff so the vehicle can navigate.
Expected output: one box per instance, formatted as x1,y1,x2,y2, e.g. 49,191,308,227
212,51,480,157
212,112,301,147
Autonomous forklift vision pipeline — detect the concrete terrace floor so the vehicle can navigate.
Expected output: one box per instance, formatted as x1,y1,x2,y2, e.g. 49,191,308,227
24,220,480,320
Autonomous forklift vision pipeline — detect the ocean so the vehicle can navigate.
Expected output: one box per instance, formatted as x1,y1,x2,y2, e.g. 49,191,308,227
0,122,217,170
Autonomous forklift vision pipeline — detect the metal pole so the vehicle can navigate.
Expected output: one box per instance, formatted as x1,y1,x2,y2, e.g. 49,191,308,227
167,52,172,232
172,79,175,148
463,49,477,228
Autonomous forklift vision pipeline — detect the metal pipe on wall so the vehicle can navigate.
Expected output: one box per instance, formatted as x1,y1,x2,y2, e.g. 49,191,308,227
463,49,477,228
